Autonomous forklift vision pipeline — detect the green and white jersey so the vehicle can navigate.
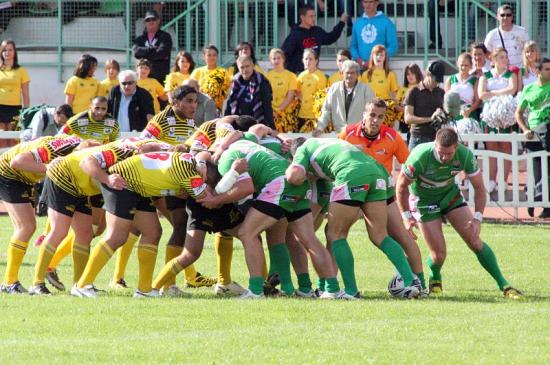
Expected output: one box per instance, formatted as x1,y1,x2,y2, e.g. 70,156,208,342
402,142,479,198
240,132,291,159
218,139,289,192
519,81,550,129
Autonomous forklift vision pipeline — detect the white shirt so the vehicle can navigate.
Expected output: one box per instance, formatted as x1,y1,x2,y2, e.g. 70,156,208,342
117,92,134,132
484,25,529,67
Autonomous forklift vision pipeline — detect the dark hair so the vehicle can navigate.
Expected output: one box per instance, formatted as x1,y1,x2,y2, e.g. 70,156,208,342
136,58,152,69
74,54,98,78
203,44,219,55
470,42,489,55
104,59,120,72
92,96,108,104
536,57,550,70
435,128,459,147
337,49,352,60
234,42,257,64
172,85,197,101
205,160,222,187
232,115,257,131
0,39,20,69
367,98,388,110
403,63,423,87
55,104,74,119
173,51,195,73
299,5,315,18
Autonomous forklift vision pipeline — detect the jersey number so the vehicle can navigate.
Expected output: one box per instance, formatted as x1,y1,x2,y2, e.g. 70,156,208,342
141,152,172,169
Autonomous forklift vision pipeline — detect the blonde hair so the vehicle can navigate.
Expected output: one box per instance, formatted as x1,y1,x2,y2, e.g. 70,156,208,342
522,41,540,69
269,48,286,61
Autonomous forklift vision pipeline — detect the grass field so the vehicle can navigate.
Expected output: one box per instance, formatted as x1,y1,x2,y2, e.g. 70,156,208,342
1,216,549,365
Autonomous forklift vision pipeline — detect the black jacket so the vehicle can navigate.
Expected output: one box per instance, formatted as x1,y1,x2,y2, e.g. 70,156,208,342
107,85,154,132
132,29,173,84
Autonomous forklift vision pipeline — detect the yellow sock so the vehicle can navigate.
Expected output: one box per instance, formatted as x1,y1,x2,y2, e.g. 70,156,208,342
33,243,57,285
184,263,198,283
48,230,74,270
215,233,234,285
137,243,158,293
164,245,183,289
42,218,51,236
261,257,268,279
72,242,90,283
77,241,114,288
153,257,184,290
4,238,28,284
112,232,139,281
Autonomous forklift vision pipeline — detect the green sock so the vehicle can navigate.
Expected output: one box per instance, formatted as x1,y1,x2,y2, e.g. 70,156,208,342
325,277,340,293
427,256,443,282
297,273,312,293
317,278,326,292
415,271,427,289
380,236,415,287
475,242,509,290
331,239,358,295
268,243,294,295
249,276,264,295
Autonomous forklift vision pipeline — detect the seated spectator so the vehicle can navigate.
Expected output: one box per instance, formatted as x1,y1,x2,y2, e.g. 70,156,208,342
22,104,73,141
98,59,120,97
164,51,195,103
107,69,154,132
296,48,327,132
224,55,274,128
328,49,352,86
64,54,99,114
182,78,217,127
314,60,374,136
136,58,168,113
227,42,265,79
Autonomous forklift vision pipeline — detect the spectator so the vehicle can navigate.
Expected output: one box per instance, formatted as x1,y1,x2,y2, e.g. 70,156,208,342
519,41,541,91
360,45,399,101
98,59,120,98
190,45,231,111
444,52,481,120
281,5,347,74
285,0,326,27
107,70,154,132
470,42,492,78
23,104,73,141
428,0,455,49
266,48,298,132
396,63,423,137
515,57,550,218
64,54,99,114
350,0,397,70
328,49,352,86
296,48,327,132
314,60,374,136
404,61,446,150
182,78,217,127
225,55,274,129
227,42,265,79
484,4,529,69
164,51,195,103
0,39,29,147
132,10,173,85
136,58,168,114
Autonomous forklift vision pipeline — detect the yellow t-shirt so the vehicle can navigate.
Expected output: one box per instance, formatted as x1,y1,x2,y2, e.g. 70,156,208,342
226,64,265,79
396,85,413,103
64,76,99,114
98,78,119,97
0,66,30,106
138,77,167,113
296,69,327,119
266,69,297,112
360,69,399,100
190,66,231,109
164,71,191,93
328,72,343,87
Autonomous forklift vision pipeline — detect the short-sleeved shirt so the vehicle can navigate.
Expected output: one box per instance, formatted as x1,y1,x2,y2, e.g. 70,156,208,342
266,69,297,112
360,69,399,100
0,135,81,185
402,142,479,200
0,66,30,106
519,81,550,129
98,78,119,97
140,105,195,145
164,71,191,92
190,66,231,109
296,70,327,119
108,152,207,198
448,73,477,105
61,110,119,143
405,85,444,139
484,25,529,68
137,77,167,113
64,76,99,114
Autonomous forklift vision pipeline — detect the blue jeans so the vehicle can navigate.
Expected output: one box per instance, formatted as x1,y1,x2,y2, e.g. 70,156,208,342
408,134,434,151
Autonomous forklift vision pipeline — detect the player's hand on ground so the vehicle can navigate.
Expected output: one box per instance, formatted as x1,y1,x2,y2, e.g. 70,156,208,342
107,174,127,190
231,158,248,174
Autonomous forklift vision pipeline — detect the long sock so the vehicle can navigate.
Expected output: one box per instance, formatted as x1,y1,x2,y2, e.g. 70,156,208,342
77,241,114,288
415,271,427,289
475,242,509,290
215,233,233,285
33,243,57,285
427,256,443,282
137,243,158,293
164,244,182,289
112,232,138,282
48,230,74,271
261,257,268,279
153,258,184,290
297,273,312,293
249,276,264,295
4,238,28,284
317,278,326,292
184,263,198,283
325,277,340,293
72,242,90,283
331,239,358,295
380,236,415,287
41,218,51,236
268,243,294,295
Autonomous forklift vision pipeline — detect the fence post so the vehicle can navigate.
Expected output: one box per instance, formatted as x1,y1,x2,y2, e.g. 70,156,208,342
57,0,63,82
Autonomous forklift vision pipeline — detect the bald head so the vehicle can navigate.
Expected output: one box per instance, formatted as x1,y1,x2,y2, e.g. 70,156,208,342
182,78,200,92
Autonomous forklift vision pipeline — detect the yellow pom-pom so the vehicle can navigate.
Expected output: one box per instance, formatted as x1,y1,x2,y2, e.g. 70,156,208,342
202,69,229,109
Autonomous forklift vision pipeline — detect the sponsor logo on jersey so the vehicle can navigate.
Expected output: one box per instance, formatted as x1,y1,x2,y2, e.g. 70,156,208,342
403,164,415,178
376,178,387,190
77,119,89,126
194,133,211,147
79,127,87,134
101,150,116,168
350,184,369,193
104,119,116,127
36,147,49,163
91,132,102,138
190,177,204,188
191,140,208,152
179,153,193,163
282,194,299,202
145,124,161,137
187,119,195,127
426,204,440,213
176,136,186,142
167,117,177,126
104,128,112,134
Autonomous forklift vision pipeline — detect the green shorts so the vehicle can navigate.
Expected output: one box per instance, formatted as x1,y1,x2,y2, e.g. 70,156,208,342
410,187,466,222
311,180,332,213
256,176,311,213
331,169,389,204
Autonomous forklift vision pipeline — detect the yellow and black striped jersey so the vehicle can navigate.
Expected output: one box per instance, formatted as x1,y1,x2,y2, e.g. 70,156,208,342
108,152,207,198
140,105,195,146
47,142,137,197
60,110,120,144
0,135,82,185
185,120,218,151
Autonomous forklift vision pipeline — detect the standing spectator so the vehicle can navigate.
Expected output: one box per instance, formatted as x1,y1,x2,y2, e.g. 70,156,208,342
0,39,29,147
296,48,327,132
64,54,99,115
515,57,550,218
182,78,217,127
396,63,423,137
314,60,374,136
23,104,73,141
328,49,352,86
519,41,541,91
360,45,399,101
225,55,274,129
164,51,194,103
227,42,265,79
132,10,173,85
484,4,529,69
136,59,168,114
98,59,120,98
404,61,446,150
350,0,397,70
470,42,492,78
444,53,481,119
107,70,154,132
281,5,347,74
428,1,455,49
266,48,298,132
190,45,231,111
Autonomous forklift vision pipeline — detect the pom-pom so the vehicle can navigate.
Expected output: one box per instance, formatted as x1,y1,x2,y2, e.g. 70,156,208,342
274,99,300,132
480,95,518,129
454,117,482,134
203,69,229,109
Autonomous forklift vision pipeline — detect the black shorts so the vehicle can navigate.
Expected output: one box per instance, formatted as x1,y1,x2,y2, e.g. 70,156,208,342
333,199,363,207
0,175,33,204
43,177,91,217
186,198,244,233
90,194,104,209
386,196,395,205
165,195,187,211
0,104,20,124
252,200,310,223
101,184,156,220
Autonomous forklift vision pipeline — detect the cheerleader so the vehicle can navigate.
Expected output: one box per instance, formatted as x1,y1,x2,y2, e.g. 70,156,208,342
444,52,481,119
266,48,298,132
327,49,352,86
190,45,231,111
296,48,327,132
518,41,541,91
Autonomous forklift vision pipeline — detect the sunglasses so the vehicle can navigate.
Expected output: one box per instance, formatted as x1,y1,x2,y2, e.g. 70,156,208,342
121,81,136,86
500,13,513,18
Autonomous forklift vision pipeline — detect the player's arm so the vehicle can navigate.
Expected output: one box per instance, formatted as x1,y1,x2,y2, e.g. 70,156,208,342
515,103,533,137
212,130,244,161
10,151,47,174
80,153,127,190
396,170,418,238
215,158,248,194
404,105,431,125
